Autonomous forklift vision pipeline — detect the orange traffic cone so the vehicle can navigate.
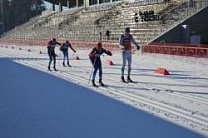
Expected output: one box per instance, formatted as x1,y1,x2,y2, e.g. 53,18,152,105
105,59,114,65
155,68,170,75
73,56,80,60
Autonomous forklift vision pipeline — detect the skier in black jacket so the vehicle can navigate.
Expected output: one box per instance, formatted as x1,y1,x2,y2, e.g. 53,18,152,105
47,38,61,71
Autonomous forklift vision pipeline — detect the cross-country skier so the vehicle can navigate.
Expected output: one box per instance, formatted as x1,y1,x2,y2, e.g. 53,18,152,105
47,38,61,71
119,27,140,83
88,42,112,87
60,40,76,67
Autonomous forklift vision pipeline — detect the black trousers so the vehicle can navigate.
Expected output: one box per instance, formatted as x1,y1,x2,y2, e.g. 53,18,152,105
48,50,56,67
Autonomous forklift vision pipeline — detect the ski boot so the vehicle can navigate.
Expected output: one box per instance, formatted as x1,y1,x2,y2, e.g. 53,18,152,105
92,80,97,87
127,76,133,83
99,79,105,86
121,76,126,83
63,62,66,67
48,65,51,70
67,61,71,67
53,66,58,71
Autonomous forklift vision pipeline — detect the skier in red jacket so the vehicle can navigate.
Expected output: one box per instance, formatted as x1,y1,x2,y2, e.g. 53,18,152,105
88,42,112,87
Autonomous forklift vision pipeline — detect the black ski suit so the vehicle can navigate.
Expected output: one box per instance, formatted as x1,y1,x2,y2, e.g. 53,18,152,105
47,40,61,70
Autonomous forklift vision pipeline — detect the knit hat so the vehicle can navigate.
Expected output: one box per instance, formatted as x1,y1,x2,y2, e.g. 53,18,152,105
96,42,102,49
125,27,130,33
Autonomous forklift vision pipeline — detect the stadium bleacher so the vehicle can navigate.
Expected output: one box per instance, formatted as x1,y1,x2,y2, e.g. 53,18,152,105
0,0,207,58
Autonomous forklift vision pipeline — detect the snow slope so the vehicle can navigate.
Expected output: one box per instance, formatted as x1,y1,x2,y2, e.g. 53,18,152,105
0,45,208,138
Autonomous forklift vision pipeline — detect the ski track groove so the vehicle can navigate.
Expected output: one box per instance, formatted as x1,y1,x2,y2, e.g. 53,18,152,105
77,65,208,106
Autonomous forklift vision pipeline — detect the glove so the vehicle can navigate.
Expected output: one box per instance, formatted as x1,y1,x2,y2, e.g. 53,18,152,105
124,47,128,50
137,46,140,51
108,51,112,56
89,52,96,58
124,46,130,50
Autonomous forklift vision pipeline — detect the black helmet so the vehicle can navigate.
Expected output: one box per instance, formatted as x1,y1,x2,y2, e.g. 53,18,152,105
125,27,130,33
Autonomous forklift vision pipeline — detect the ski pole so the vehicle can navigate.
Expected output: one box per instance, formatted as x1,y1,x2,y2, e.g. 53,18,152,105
69,52,75,60
88,57,97,85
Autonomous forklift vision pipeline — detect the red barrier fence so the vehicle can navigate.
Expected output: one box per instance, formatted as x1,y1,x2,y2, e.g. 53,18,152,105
144,43,208,58
1,39,208,58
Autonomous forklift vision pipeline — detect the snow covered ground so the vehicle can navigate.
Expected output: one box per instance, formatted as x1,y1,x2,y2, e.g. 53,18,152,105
0,44,208,138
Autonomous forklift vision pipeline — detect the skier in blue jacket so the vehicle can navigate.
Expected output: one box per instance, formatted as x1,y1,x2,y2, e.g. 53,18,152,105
60,40,76,67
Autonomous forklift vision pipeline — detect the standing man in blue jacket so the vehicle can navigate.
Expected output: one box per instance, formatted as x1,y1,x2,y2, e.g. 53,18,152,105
119,27,140,83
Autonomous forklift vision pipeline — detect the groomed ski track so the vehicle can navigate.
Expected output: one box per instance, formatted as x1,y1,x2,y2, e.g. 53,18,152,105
1,45,208,137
